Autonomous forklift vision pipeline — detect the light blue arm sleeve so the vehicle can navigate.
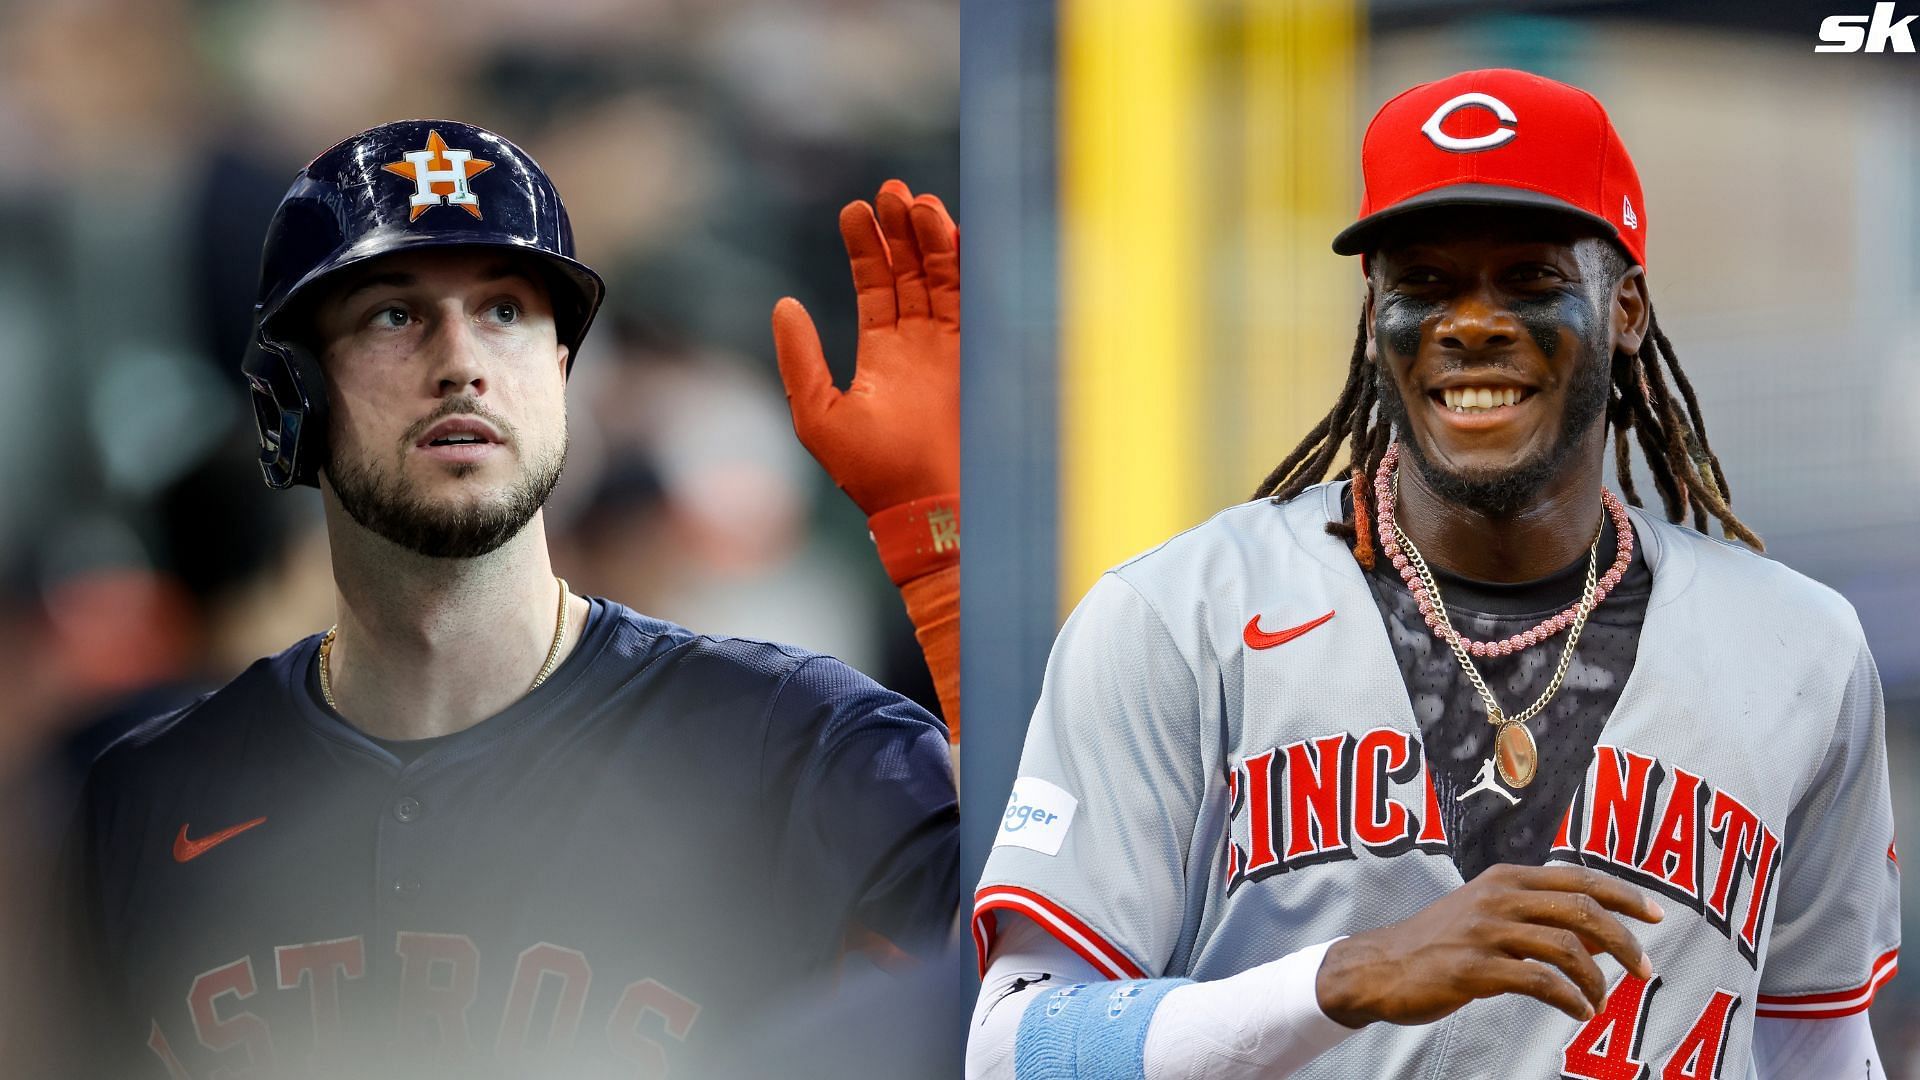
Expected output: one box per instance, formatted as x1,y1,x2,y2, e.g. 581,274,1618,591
1015,978,1193,1080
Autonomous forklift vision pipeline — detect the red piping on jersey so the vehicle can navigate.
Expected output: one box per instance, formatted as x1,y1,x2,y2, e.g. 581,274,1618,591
973,885,1147,982
1753,949,1898,1019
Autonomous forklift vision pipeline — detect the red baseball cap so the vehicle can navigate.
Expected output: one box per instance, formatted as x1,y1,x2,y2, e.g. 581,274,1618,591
1332,69,1648,267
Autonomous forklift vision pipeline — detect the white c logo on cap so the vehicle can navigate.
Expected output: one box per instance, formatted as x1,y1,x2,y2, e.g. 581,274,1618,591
1421,92,1518,152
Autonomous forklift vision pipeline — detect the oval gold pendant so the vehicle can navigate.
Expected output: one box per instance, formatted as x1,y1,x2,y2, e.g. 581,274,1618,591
1495,722,1538,789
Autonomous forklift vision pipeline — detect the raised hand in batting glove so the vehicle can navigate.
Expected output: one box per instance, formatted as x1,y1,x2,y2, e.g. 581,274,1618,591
774,181,958,517
772,180,961,734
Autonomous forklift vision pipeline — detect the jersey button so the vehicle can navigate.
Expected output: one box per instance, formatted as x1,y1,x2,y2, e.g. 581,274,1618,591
394,877,421,898
395,797,422,823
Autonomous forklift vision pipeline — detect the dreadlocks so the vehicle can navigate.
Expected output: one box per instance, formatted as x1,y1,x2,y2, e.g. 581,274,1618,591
1251,251,1762,569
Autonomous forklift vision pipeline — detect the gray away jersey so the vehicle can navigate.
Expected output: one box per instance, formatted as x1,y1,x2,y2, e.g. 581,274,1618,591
976,482,1898,1080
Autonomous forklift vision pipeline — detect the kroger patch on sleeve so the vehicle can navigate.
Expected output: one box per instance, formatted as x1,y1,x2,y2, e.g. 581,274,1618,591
996,777,1079,856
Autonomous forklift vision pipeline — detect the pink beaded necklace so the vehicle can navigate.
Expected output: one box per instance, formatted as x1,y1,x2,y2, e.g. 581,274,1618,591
1373,443,1633,658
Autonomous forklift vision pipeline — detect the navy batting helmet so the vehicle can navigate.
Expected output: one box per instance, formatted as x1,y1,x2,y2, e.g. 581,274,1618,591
243,119,605,489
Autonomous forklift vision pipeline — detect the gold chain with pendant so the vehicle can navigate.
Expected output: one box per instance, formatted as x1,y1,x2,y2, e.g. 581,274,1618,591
1388,478,1600,789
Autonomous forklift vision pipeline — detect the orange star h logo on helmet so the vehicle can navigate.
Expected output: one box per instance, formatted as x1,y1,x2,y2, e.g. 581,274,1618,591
382,129,495,222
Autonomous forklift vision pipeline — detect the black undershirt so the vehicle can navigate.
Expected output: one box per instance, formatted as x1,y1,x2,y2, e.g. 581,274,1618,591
1350,489,1653,881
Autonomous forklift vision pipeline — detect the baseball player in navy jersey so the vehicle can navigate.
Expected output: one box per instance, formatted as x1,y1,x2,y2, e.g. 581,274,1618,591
968,70,1898,1078
46,119,959,1078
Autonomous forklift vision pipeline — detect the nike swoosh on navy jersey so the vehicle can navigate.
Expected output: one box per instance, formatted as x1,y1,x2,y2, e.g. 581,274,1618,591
173,817,267,863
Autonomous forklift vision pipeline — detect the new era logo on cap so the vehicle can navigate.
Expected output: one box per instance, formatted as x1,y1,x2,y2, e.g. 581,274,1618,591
1332,69,1649,267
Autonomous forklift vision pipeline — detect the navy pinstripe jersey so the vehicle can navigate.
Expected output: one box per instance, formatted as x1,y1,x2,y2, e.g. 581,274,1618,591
60,597,958,1078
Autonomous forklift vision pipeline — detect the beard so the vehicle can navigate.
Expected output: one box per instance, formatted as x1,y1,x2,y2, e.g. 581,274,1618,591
1375,344,1614,518
327,422,567,560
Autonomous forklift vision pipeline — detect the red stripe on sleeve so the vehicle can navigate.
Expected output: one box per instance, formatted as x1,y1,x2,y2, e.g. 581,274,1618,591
972,885,1147,981
1754,950,1898,1019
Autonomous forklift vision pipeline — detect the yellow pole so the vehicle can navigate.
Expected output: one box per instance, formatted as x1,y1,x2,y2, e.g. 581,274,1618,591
1236,0,1363,504
1057,0,1362,612
1057,0,1205,611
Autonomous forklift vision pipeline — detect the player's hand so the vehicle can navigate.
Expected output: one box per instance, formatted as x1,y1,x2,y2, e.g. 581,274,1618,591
772,180,959,516
1314,864,1664,1027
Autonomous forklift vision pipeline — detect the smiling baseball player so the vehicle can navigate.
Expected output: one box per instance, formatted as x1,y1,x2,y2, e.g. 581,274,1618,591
968,69,1897,1079
47,120,959,1078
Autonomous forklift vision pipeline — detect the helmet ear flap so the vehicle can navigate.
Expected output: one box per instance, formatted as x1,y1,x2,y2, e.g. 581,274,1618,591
242,336,330,489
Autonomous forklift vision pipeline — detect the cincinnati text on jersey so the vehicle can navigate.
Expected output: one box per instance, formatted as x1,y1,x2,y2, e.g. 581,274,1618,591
1225,734,1781,968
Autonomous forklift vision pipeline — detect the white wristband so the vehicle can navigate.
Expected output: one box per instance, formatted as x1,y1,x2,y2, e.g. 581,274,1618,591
1143,938,1360,1079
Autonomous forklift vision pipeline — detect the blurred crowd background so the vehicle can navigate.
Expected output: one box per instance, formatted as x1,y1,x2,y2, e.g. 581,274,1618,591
0,0,956,1042
962,0,1920,1068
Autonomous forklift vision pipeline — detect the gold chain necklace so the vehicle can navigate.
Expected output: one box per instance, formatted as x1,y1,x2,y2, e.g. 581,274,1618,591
319,576,571,712
1388,476,1600,790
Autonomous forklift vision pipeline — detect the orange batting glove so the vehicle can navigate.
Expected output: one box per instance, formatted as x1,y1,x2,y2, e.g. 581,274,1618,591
773,180,960,736
773,180,959,520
